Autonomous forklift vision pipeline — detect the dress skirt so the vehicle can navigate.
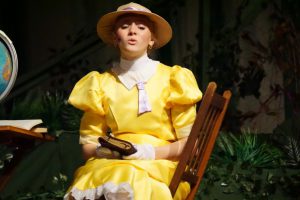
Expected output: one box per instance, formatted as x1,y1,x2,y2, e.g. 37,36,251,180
64,158,190,200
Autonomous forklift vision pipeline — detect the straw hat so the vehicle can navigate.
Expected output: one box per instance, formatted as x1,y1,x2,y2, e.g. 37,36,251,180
97,2,172,49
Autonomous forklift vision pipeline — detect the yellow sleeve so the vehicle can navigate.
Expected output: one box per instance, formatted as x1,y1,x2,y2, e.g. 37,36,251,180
79,112,108,145
168,65,202,139
68,71,106,115
68,71,108,144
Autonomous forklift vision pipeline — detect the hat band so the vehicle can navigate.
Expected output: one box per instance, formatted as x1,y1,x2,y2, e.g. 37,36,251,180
121,7,151,13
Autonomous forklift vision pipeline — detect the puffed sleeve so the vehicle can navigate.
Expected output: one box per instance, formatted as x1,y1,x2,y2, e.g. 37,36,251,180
167,65,202,139
68,71,107,144
68,71,105,115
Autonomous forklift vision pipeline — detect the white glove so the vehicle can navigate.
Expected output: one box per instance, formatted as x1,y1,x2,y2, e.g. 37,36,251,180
122,144,155,160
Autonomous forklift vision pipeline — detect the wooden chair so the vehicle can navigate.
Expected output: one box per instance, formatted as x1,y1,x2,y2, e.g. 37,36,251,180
169,82,231,199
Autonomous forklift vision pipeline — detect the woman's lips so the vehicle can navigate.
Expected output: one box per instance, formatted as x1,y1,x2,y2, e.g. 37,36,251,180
128,39,137,45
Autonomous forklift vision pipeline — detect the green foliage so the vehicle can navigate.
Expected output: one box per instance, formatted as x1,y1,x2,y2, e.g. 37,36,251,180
214,129,282,168
272,118,300,168
0,90,82,175
278,170,300,198
39,91,82,137
284,138,300,167
0,90,82,137
3,91,44,120
61,103,83,132
40,91,65,132
198,130,299,200
2,173,68,200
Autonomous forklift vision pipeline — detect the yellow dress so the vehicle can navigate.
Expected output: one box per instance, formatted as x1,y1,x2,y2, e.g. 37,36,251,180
64,63,202,200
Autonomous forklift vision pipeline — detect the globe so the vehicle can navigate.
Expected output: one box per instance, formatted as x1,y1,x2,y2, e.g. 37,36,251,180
0,30,18,102
0,42,12,93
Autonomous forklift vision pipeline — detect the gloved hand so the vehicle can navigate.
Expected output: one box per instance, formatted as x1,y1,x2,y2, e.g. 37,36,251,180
122,144,155,160
96,146,121,159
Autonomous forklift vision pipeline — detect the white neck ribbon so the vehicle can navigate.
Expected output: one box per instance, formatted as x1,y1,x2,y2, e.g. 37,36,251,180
111,54,159,114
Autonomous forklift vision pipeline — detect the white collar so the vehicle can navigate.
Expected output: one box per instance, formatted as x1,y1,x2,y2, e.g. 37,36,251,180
112,54,159,90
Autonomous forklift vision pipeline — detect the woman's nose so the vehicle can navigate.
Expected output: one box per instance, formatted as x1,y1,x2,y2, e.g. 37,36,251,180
128,23,137,35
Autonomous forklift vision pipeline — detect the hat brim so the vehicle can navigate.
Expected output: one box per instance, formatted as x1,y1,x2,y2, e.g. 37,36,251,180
97,10,172,49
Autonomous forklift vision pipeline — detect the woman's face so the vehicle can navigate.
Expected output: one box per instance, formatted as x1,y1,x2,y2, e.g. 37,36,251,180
114,15,155,60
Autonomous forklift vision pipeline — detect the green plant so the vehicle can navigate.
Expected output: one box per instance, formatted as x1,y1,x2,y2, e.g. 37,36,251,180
40,91,67,137
0,90,81,137
199,161,284,199
2,173,68,200
0,90,82,179
0,90,44,120
213,129,282,168
272,118,300,168
278,170,300,198
60,103,83,132
199,129,282,199
284,137,300,167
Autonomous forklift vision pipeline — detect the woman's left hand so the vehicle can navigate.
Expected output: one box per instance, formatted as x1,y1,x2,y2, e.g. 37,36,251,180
122,144,155,160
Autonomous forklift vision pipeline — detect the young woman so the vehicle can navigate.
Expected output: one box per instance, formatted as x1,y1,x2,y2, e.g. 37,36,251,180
64,2,202,200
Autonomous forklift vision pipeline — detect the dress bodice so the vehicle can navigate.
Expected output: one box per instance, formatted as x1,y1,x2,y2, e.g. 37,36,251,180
68,63,202,146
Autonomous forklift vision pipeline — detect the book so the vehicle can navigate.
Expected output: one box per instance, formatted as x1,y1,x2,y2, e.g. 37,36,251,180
0,119,47,132
0,119,53,141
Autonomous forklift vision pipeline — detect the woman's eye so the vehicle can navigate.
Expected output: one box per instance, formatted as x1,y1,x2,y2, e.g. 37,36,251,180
138,26,146,30
121,24,129,29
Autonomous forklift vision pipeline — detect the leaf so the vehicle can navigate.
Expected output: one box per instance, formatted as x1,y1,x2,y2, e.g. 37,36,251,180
284,136,300,166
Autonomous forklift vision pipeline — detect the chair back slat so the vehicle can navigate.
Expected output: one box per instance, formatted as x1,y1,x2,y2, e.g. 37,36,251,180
211,93,226,108
169,82,231,199
186,96,223,181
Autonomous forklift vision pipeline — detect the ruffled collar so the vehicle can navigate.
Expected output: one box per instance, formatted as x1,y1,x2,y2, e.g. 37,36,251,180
111,54,159,90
